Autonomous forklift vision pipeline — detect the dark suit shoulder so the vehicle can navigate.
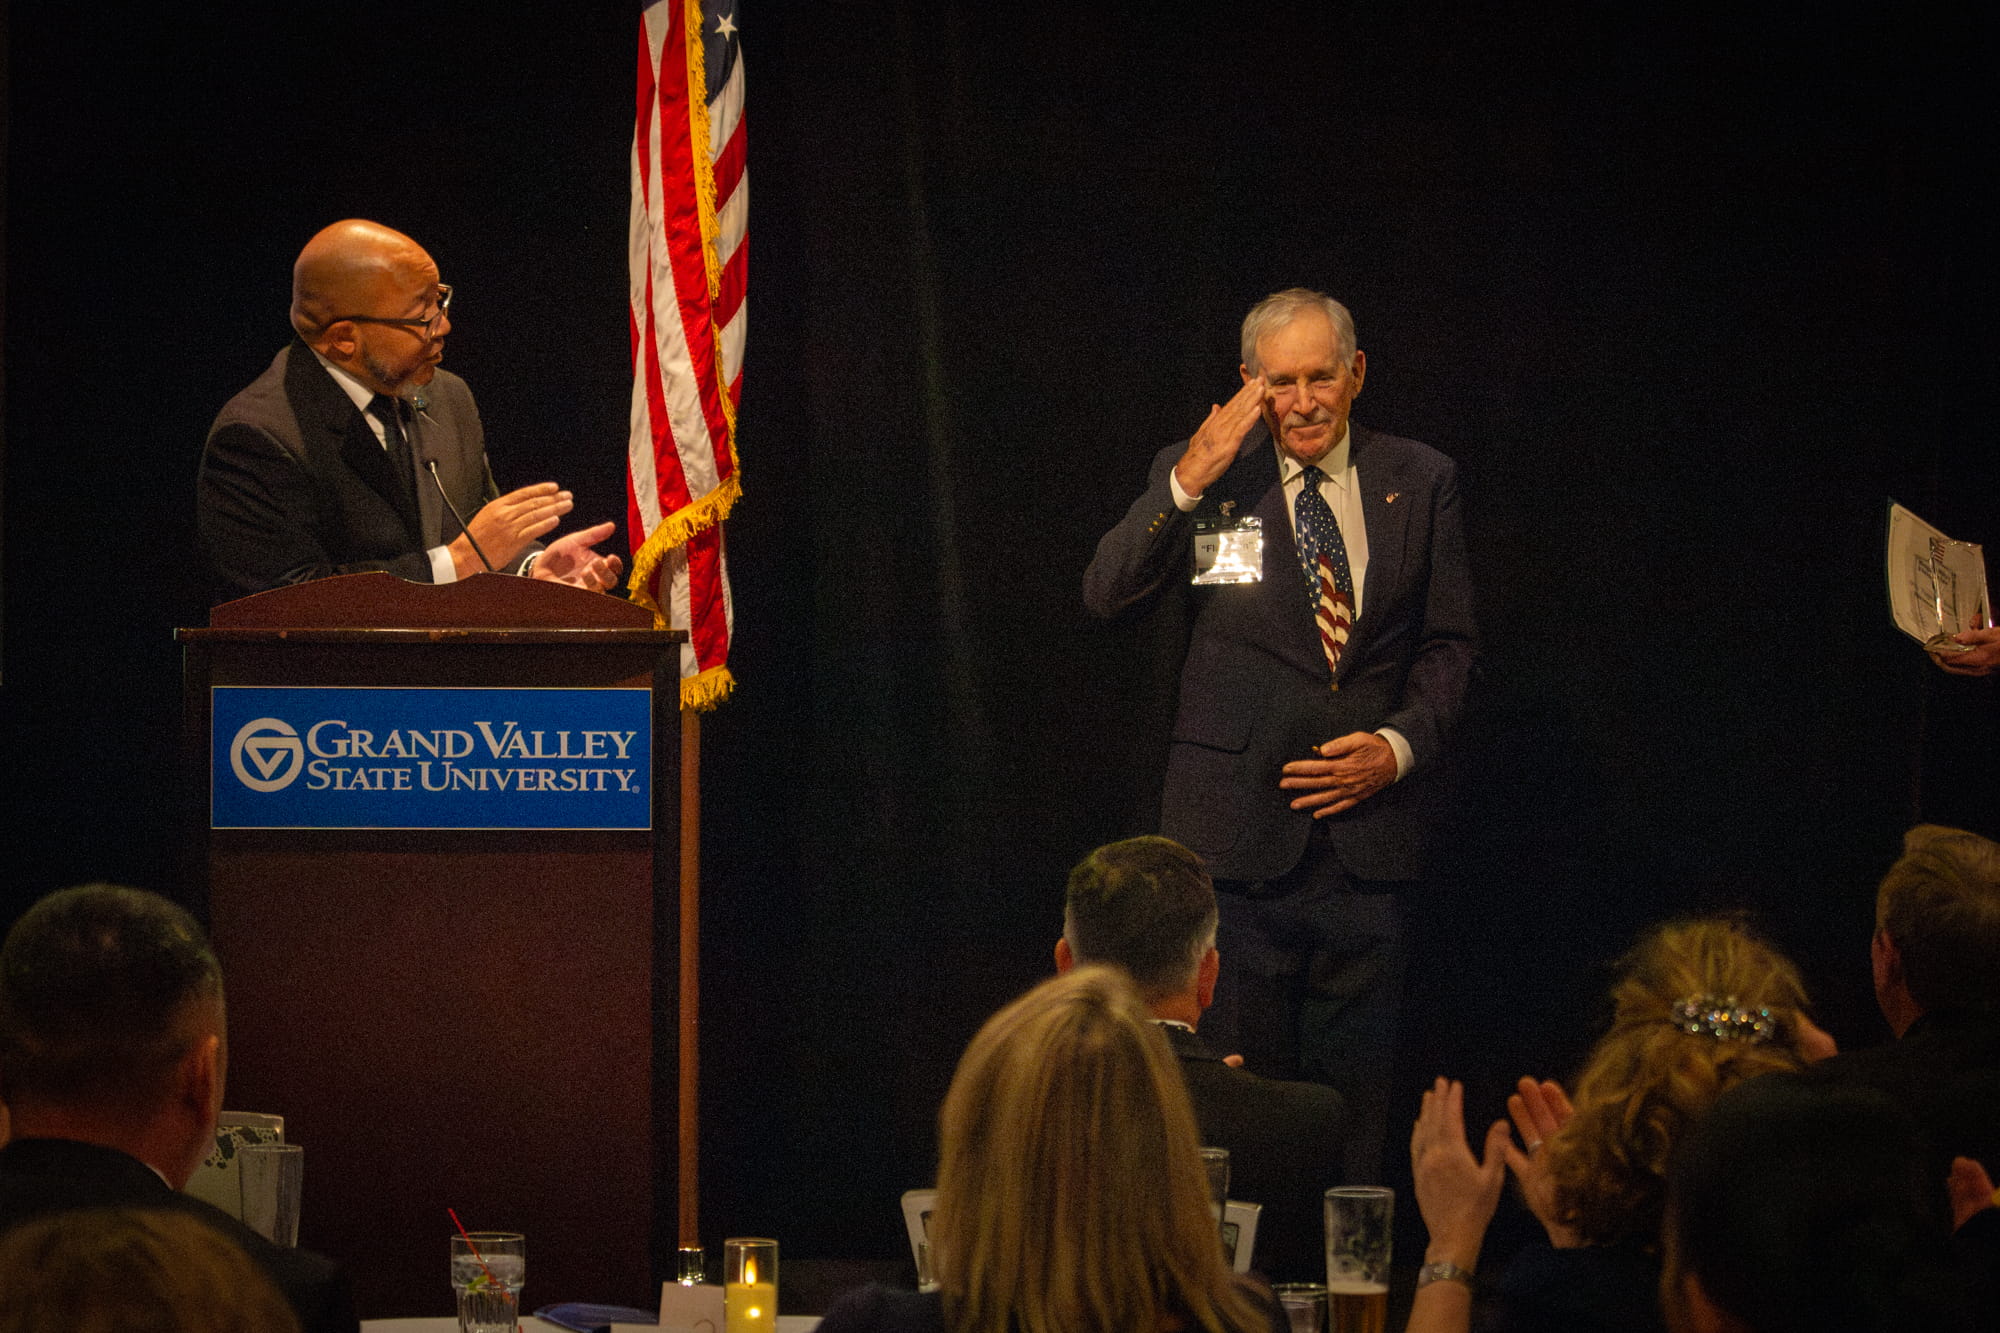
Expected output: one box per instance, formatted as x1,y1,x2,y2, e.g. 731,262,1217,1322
207,344,316,443
422,366,476,408
0,1138,177,1224
0,1139,357,1333
1350,422,1454,465
1809,1013,2000,1166
1348,424,1458,489
1812,1012,2000,1094
1163,1033,1344,1168
1178,1048,1346,1129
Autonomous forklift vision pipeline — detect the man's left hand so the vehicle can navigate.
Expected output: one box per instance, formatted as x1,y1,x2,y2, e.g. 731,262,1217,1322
530,521,624,593
1280,731,1397,817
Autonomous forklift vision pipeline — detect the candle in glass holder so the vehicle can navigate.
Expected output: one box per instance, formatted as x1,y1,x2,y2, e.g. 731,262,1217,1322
724,1237,777,1333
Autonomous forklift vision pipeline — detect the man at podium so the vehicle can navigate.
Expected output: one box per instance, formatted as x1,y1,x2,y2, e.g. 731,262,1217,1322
197,219,622,603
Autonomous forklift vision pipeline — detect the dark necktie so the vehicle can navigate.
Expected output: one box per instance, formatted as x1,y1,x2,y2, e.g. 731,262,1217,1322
368,394,422,535
1293,464,1354,686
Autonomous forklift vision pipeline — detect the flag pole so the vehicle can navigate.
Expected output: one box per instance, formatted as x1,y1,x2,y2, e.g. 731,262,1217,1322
678,708,702,1249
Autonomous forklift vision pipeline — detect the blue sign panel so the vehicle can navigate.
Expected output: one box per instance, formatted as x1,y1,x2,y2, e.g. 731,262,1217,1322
212,687,651,830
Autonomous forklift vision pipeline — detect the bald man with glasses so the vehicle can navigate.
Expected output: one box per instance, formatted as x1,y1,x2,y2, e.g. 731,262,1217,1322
198,218,621,602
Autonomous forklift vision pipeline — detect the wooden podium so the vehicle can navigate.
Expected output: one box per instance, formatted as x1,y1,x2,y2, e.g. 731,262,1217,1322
179,573,686,1317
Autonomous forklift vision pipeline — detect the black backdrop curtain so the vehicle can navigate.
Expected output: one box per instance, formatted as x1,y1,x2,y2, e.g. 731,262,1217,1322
5,0,1995,1271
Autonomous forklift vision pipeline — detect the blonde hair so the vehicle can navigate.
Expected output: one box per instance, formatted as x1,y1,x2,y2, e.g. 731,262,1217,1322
1545,917,1820,1247
932,967,1265,1333
0,1207,302,1333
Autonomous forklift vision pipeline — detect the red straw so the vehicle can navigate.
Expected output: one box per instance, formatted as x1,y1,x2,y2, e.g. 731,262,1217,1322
449,1208,501,1289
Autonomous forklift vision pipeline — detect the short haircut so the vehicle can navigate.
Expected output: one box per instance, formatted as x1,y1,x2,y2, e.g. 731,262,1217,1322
0,884,223,1111
1876,823,2000,1016
1063,836,1216,1002
1664,1073,1967,1333
1240,288,1357,373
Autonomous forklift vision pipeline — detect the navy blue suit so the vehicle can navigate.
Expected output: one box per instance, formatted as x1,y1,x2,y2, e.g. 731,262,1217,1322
1086,422,1477,1176
1083,423,1476,883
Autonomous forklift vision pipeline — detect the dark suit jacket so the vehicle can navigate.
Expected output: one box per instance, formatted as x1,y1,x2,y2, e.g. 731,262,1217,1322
1165,1024,1345,1283
1084,425,1477,882
1809,1007,2000,1187
198,340,526,603
0,1137,358,1333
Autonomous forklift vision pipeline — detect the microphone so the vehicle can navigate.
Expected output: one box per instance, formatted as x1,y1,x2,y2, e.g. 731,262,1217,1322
404,391,495,574
425,461,494,573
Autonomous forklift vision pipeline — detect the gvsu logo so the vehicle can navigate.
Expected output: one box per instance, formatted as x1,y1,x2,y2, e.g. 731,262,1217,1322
229,718,304,792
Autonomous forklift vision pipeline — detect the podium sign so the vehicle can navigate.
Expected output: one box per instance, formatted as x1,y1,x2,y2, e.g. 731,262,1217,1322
211,685,652,829
180,573,686,1315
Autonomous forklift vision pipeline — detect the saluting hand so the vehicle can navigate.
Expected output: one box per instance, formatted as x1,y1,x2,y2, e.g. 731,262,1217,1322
1173,375,1268,498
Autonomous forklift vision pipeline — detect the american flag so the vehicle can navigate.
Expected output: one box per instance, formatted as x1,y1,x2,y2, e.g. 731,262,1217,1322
628,0,746,709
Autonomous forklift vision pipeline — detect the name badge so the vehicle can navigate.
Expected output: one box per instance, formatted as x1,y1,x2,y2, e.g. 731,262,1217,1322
1192,516,1263,585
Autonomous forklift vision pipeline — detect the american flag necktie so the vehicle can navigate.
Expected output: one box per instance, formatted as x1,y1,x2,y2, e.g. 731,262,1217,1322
1293,464,1354,687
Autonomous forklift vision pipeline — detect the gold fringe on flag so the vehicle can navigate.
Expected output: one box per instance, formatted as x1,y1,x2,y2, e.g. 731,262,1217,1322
627,475,742,620
681,663,735,711
625,0,744,716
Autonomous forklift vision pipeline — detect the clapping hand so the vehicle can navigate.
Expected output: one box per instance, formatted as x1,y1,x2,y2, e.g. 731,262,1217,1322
1410,1077,1511,1269
1504,1076,1585,1248
1947,1156,1998,1231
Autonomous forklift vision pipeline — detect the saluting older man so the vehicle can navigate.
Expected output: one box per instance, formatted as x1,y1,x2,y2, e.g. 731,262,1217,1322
1084,288,1478,1180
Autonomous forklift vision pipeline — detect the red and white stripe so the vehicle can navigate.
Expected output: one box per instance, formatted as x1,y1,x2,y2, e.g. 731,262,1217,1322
628,0,745,709
1316,554,1352,688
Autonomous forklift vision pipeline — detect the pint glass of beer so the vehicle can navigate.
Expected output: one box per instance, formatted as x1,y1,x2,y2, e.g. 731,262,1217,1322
1323,1186,1392,1333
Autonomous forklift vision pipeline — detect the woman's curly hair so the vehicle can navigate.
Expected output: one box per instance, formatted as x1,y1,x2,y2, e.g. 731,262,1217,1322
1544,916,1824,1247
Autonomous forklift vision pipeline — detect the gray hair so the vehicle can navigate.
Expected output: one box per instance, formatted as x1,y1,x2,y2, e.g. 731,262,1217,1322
1240,288,1357,373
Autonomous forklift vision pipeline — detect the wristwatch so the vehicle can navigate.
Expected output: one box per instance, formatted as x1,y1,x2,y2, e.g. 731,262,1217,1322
1415,1261,1475,1290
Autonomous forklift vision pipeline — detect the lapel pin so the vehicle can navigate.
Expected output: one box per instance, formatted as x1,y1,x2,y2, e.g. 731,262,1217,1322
1384,492,1400,504
1219,500,1236,518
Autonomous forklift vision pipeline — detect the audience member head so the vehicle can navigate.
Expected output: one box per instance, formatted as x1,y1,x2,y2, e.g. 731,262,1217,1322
0,1207,302,1333
1661,1072,1969,1333
1872,823,2000,1036
290,218,451,397
1544,916,1831,1248
1056,836,1219,1016
932,966,1263,1333
0,884,226,1189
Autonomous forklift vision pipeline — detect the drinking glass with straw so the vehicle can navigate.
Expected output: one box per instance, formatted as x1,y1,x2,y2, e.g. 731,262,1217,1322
449,1210,525,1333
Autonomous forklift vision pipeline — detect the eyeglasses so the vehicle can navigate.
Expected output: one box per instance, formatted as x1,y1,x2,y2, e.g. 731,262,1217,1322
324,284,453,334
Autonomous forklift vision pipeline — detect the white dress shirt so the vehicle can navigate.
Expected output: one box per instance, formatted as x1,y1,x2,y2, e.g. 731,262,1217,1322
309,350,458,584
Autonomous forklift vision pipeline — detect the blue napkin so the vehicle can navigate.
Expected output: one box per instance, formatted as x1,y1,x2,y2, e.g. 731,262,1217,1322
532,1301,660,1331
